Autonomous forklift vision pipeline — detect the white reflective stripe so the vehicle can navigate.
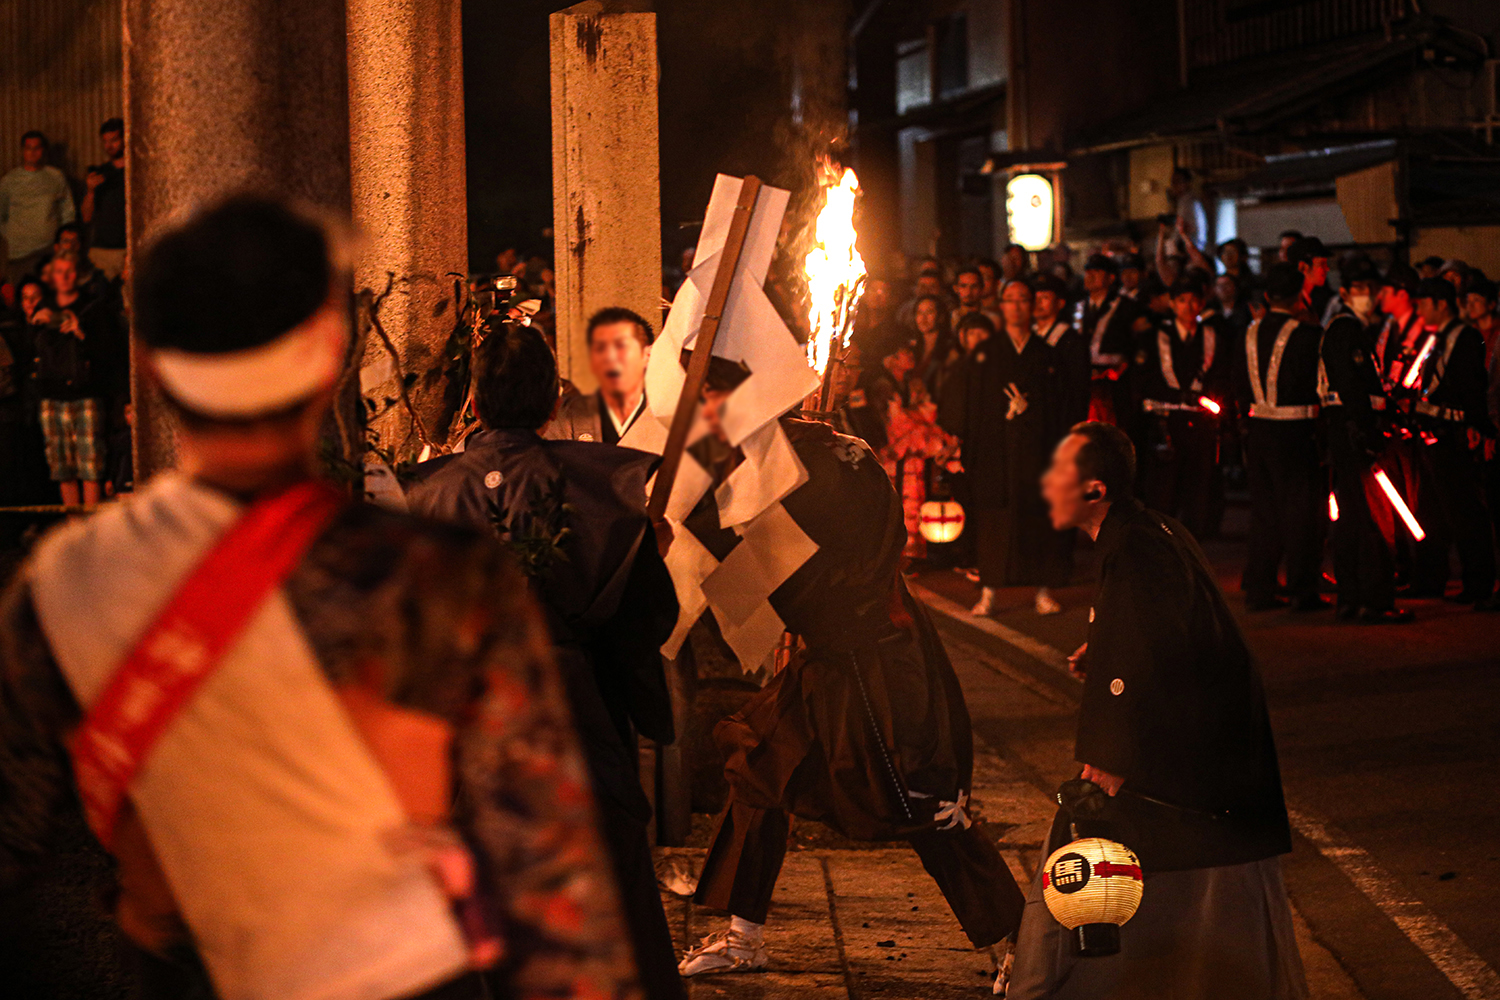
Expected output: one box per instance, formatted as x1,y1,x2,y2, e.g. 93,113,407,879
1159,319,1215,392
1042,320,1069,347
1248,402,1319,420
1246,316,1300,410
1088,297,1122,366
1422,320,1465,398
1158,327,1180,390
1415,400,1465,422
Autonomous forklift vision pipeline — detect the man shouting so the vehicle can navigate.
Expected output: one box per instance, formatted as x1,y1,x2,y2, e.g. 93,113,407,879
1005,422,1306,999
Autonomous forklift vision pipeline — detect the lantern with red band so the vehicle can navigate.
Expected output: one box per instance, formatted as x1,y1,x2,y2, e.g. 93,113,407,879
918,499,966,544
1042,837,1145,956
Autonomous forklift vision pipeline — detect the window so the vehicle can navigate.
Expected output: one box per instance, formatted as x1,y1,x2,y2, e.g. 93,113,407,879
935,13,969,98
896,38,932,114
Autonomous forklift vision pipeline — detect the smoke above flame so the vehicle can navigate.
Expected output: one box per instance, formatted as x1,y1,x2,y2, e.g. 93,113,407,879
803,161,866,375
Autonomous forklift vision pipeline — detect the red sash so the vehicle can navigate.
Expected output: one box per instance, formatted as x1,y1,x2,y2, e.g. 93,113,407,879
70,480,346,847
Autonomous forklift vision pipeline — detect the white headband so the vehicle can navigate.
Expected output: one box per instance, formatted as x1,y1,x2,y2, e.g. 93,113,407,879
150,303,349,418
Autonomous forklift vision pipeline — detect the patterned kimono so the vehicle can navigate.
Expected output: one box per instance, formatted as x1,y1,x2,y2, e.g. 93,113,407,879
878,375,959,559
0,482,641,1000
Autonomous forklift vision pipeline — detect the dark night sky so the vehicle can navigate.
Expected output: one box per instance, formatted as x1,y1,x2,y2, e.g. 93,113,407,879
461,0,849,273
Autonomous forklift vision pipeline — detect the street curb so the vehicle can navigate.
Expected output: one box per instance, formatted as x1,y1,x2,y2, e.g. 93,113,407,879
909,581,1082,706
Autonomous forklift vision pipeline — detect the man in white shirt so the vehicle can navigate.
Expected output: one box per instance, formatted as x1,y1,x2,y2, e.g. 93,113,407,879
545,307,653,444
0,132,77,288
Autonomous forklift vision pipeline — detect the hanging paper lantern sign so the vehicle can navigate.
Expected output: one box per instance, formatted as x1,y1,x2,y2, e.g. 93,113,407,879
1042,837,1144,956
918,500,966,543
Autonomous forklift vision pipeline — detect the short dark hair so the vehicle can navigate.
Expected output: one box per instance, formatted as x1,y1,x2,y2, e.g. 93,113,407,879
954,311,996,338
954,266,982,283
1416,276,1458,310
1171,167,1193,183
1264,262,1304,305
1469,277,1498,304
586,306,653,347
1069,421,1135,503
136,194,333,354
53,222,84,244
1169,276,1204,299
20,130,46,147
475,325,560,430
100,117,124,136
1279,230,1303,242
1031,273,1067,297
1384,263,1420,296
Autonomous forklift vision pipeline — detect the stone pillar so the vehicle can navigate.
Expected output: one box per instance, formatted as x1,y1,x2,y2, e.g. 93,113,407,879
550,1,661,392
347,0,468,460
124,0,351,480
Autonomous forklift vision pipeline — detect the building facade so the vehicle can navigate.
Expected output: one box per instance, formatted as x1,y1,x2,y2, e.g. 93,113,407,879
851,0,1500,273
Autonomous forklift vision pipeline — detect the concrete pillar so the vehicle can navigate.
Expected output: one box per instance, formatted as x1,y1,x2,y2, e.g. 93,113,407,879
347,0,468,459
550,1,661,392
124,0,351,480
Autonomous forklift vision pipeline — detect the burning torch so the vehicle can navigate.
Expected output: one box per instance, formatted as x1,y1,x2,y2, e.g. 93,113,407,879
803,162,866,410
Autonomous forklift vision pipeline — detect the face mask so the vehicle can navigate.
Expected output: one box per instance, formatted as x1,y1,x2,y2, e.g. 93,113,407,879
1349,294,1375,320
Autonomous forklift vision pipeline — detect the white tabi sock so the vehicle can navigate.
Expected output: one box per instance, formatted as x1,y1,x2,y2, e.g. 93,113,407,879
729,915,765,943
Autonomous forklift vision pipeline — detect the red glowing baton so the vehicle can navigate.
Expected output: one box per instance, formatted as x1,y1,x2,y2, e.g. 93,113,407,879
1327,492,1339,522
1198,396,1222,415
1401,335,1436,390
1374,468,1424,540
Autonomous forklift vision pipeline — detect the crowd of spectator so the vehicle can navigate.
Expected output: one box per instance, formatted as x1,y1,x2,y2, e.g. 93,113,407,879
0,120,131,508
837,180,1500,621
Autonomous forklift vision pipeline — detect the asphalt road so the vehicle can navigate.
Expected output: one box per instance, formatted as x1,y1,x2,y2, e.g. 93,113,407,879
912,516,1500,1000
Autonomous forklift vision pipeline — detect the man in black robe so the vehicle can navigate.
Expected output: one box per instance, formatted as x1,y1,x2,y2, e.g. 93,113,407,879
944,279,1068,617
1007,421,1305,999
677,356,1025,983
407,326,684,1000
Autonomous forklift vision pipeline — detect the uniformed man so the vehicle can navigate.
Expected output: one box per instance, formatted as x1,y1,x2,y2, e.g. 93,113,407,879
1034,272,1089,427
1321,261,1412,622
1116,252,1145,302
1138,277,1230,538
1075,254,1147,427
1286,236,1336,326
1408,278,1497,605
545,307,653,444
1235,262,1328,611
1373,264,1425,389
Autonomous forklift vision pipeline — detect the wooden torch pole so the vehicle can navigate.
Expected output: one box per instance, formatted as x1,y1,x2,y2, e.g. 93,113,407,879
646,176,763,522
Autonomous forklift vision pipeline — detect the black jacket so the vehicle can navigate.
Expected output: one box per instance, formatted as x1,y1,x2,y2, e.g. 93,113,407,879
1321,309,1388,461
406,429,678,750
1075,499,1291,871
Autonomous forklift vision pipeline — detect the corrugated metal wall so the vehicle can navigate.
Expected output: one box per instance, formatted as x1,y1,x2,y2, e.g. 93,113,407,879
1183,0,1407,71
0,0,123,226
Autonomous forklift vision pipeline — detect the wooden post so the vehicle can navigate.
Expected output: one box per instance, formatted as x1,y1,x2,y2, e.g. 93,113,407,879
645,176,763,522
550,2,662,392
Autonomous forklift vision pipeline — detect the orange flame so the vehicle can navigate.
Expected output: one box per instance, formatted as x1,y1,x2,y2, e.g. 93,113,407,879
803,163,866,375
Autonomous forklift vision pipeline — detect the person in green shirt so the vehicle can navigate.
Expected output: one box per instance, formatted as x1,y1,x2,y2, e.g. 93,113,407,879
1,132,77,289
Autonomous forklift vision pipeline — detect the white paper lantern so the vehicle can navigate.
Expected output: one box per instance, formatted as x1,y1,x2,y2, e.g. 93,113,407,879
918,500,966,544
1042,837,1144,956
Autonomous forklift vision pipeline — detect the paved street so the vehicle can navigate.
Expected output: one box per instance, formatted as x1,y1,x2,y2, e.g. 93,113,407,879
667,513,1500,1000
